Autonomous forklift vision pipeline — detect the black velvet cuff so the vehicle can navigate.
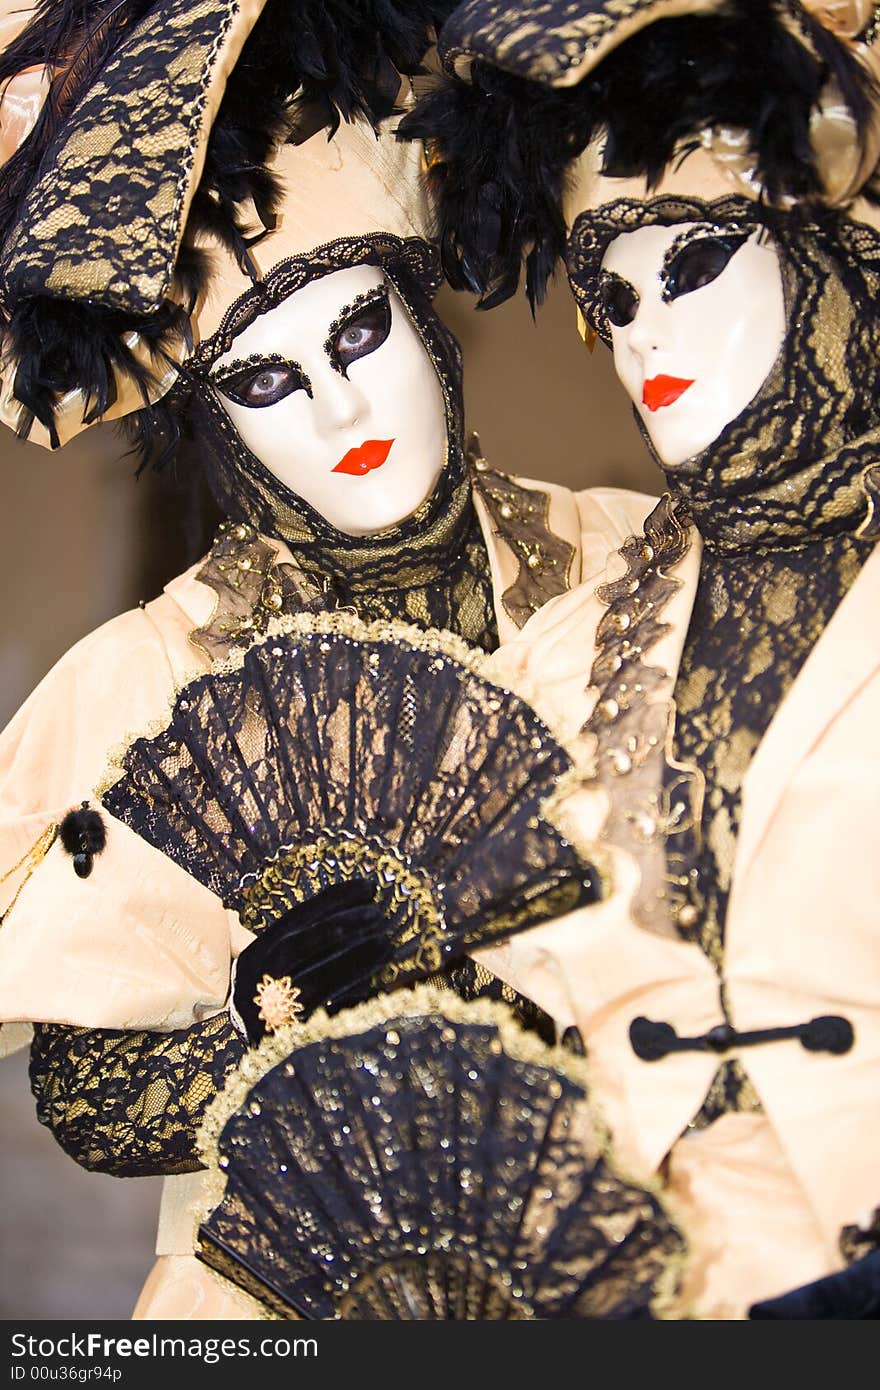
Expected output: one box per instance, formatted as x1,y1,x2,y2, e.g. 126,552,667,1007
231,876,393,1043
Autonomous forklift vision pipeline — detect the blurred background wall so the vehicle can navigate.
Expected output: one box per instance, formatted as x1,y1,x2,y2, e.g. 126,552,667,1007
0,275,656,1320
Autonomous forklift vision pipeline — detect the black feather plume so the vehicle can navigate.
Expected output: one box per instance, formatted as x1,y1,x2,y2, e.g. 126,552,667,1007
184,0,461,257
590,8,839,201
399,64,579,310
404,0,880,306
4,296,191,447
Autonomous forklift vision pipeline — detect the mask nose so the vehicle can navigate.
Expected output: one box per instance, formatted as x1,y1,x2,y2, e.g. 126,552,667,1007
623,306,667,364
310,363,367,434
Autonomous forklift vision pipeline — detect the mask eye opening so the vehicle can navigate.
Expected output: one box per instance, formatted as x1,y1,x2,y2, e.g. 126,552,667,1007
661,227,752,302
210,353,313,408
325,285,392,377
598,271,640,328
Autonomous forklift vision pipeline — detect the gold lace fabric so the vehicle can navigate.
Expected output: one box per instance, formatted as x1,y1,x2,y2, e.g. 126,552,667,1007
670,535,872,971
29,1012,244,1178
3,0,240,312
669,532,873,1129
440,0,649,83
28,951,565,1179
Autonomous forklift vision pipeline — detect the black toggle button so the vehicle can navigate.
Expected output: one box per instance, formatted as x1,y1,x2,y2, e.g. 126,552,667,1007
704,1023,736,1052
630,1013,854,1062
799,1015,854,1055
629,1017,676,1062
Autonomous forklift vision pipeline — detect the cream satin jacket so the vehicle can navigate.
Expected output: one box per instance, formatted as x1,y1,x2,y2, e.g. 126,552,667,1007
3,482,875,1318
478,490,880,1317
0,474,629,1031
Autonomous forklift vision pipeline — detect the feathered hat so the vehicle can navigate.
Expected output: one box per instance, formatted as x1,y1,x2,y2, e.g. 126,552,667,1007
400,0,880,306
0,0,455,450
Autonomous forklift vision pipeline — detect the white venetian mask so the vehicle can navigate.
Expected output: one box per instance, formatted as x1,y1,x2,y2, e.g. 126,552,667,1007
599,221,786,467
211,264,447,535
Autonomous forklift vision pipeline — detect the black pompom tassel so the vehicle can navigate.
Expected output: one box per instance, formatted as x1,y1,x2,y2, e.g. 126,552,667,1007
59,802,107,879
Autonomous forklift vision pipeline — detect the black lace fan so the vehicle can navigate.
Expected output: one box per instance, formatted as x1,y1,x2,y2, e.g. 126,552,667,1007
101,617,599,1013
194,989,687,1319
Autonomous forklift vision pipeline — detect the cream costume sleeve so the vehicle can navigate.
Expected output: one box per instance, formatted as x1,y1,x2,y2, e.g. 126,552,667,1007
0,592,243,1040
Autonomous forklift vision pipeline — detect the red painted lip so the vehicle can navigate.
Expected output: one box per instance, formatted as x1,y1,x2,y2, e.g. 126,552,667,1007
642,376,694,412
332,439,394,476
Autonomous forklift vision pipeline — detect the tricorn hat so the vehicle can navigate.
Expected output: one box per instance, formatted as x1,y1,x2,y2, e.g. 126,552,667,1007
0,0,454,449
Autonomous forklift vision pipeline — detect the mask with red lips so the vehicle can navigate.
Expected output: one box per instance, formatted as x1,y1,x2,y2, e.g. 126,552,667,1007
566,190,880,551
597,219,785,470
210,264,447,536
180,243,497,650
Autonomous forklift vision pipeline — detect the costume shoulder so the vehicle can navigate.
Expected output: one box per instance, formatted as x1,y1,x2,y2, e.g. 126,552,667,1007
0,557,238,1041
484,484,660,741
0,558,213,860
572,486,660,584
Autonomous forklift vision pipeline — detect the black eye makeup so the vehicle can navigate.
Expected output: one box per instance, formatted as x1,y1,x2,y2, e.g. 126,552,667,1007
210,353,313,409
661,225,752,302
597,271,640,328
325,285,391,376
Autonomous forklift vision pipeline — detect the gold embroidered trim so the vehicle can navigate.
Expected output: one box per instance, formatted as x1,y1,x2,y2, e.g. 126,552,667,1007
0,822,59,923
239,831,446,979
468,434,576,627
193,983,692,1319
583,496,705,939
188,520,323,663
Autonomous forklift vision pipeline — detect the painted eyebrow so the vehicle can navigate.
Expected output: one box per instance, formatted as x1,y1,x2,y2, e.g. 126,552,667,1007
208,351,311,387
323,284,390,374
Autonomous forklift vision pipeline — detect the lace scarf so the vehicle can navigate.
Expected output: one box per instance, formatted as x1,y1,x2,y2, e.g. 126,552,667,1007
657,207,880,957
653,211,880,1127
